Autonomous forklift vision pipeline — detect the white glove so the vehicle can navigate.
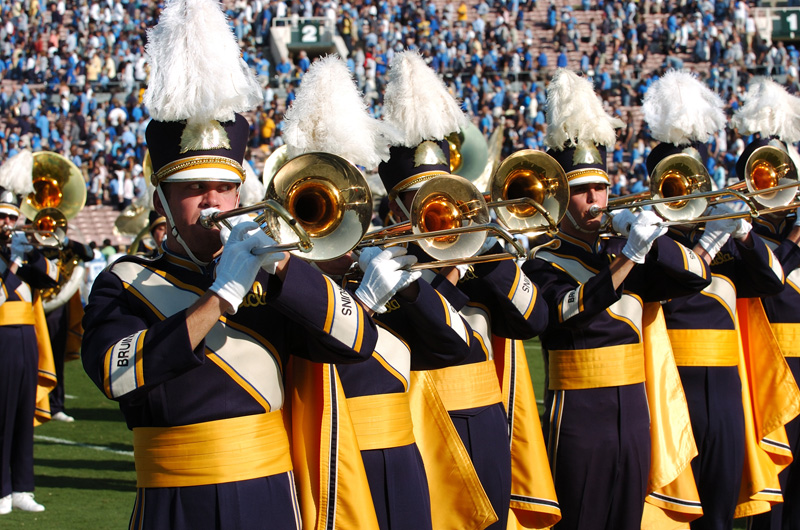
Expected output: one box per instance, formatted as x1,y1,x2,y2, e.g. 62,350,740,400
622,210,667,264
10,232,32,267
794,206,800,227
610,209,638,237
205,208,255,245
697,220,731,260
706,204,752,240
355,247,421,313
211,222,277,314
455,264,470,279
357,246,385,273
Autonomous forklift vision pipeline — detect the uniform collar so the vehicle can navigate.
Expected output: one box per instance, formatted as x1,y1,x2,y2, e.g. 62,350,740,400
162,242,209,275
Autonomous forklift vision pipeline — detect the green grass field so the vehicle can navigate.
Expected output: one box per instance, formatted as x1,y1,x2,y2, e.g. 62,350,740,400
17,339,746,528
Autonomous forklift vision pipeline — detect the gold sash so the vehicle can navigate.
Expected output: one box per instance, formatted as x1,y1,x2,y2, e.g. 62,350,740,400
346,393,415,451
427,360,502,411
133,411,292,488
549,344,645,390
771,323,800,357
0,300,35,325
668,329,740,366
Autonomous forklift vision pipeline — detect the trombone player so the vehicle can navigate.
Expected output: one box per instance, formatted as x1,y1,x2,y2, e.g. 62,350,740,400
736,78,800,530
522,69,712,530
80,2,378,528
0,189,58,514
642,71,786,530
378,51,558,530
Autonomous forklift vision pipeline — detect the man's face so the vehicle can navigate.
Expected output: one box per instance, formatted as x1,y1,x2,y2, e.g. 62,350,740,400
0,211,18,242
154,180,239,261
151,223,167,246
566,183,608,233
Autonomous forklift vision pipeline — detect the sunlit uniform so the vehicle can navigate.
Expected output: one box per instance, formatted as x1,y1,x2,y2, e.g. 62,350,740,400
750,215,800,530
337,279,473,530
522,232,710,530
0,248,58,499
662,227,784,530
427,249,550,530
81,246,377,530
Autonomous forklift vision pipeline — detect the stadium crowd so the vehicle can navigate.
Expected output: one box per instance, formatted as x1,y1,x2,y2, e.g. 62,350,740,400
0,0,796,245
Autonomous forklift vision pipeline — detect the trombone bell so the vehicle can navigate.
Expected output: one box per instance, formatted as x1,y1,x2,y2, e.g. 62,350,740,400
745,143,798,209
411,175,489,260
31,207,67,247
264,152,373,261
489,150,569,232
285,178,342,238
649,153,711,222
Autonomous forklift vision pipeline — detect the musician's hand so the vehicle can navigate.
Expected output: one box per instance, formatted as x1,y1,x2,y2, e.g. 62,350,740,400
355,247,421,313
622,210,666,264
610,209,638,237
705,205,752,240
210,222,275,314
357,246,385,273
10,232,32,267
204,208,255,245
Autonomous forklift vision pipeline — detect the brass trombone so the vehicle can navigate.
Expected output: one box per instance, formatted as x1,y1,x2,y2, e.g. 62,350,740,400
357,174,527,270
2,207,68,247
199,152,373,261
356,150,569,270
589,153,758,224
590,142,800,226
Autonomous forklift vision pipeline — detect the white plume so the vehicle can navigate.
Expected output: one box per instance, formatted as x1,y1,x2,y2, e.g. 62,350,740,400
731,77,800,143
544,68,623,150
239,163,266,207
283,55,398,169
643,70,725,145
0,149,33,195
382,51,469,147
143,0,262,125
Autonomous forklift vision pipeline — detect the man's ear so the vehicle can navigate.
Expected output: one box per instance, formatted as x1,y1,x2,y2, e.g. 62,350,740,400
153,189,165,217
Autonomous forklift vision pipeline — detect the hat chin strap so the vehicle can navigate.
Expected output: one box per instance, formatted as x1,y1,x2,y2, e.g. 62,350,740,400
156,186,209,267
565,209,597,235
394,196,412,224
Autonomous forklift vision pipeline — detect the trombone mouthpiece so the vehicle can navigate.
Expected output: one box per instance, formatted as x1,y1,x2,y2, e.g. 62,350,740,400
588,205,603,217
199,213,218,229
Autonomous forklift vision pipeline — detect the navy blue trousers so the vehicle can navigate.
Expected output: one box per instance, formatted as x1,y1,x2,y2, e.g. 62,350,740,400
129,473,301,530
0,325,38,496
544,383,650,530
46,305,67,414
679,366,745,530
750,358,800,530
361,443,432,530
450,402,512,530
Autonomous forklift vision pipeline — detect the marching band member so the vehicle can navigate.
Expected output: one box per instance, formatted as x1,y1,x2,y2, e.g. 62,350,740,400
642,70,786,530
80,3,377,528
43,226,93,423
732,78,800,530
379,51,559,530
134,211,167,258
521,68,711,530
0,187,58,514
280,55,492,530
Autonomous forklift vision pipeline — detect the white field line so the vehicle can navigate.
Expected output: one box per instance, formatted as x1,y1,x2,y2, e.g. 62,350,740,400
34,435,134,457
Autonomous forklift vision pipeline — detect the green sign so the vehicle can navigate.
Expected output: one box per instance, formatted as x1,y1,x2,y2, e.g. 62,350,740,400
772,8,800,40
291,20,327,44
